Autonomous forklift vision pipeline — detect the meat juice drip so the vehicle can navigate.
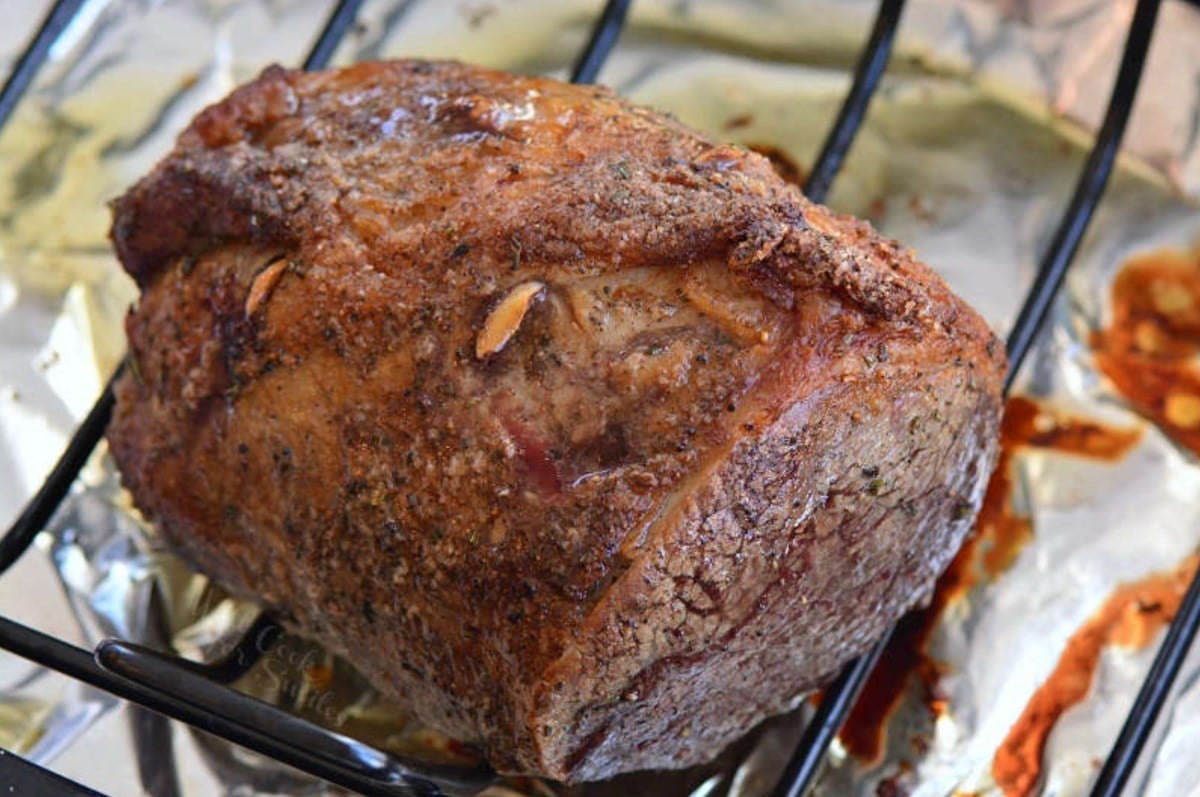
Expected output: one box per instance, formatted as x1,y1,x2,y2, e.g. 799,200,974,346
839,398,1142,764
978,246,1200,796
991,555,1200,797
1092,247,1200,458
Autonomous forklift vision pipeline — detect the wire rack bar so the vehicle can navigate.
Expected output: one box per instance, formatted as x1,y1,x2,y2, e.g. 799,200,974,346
96,638,494,797
304,0,369,72
772,1,1162,794
803,0,906,204
770,635,889,797
1090,553,1200,795
1003,0,1161,390
570,0,633,84
131,704,182,797
0,746,105,797
0,366,120,575
0,0,85,132
0,0,98,578
0,615,484,797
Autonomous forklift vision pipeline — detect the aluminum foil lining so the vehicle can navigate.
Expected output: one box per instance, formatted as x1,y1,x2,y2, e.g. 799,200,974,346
2,1,1200,795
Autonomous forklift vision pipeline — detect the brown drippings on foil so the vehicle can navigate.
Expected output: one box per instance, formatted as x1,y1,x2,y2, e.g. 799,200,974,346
992,555,1200,797
1000,397,1143,463
839,398,1142,764
1092,246,1200,457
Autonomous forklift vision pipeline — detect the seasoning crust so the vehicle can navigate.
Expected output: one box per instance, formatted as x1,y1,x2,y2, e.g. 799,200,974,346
107,60,1005,781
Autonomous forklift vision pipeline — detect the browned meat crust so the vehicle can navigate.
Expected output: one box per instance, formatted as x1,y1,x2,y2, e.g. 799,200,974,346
107,60,1005,781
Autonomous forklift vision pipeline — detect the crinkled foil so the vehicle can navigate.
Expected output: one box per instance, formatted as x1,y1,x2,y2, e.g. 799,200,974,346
2,1,1200,794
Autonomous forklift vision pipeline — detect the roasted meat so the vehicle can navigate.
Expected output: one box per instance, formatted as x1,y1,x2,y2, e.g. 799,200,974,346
107,60,1005,782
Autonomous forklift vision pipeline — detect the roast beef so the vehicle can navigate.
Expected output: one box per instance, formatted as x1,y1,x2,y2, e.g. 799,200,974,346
106,60,1005,782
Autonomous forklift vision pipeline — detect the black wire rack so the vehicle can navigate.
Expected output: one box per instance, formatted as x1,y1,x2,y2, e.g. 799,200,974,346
0,0,1190,795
